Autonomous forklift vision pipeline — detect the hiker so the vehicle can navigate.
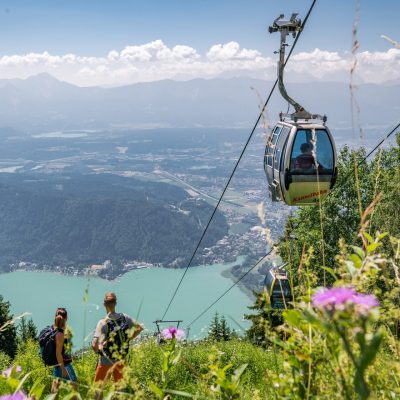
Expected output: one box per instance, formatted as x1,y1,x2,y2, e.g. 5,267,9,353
52,308,76,382
92,292,143,383
38,308,77,394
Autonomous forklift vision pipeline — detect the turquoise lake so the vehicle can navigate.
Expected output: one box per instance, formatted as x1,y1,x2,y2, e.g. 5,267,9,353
0,258,252,349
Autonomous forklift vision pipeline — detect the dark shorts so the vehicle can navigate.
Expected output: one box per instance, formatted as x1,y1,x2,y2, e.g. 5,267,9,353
53,363,77,381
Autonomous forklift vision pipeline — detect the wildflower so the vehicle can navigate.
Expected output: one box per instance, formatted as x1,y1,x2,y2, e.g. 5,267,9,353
0,391,27,400
352,293,379,308
2,365,22,378
312,287,356,310
312,287,379,315
352,293,379,316
161,326,185,340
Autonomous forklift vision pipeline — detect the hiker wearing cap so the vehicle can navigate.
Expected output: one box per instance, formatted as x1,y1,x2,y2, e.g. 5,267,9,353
92,292,143,383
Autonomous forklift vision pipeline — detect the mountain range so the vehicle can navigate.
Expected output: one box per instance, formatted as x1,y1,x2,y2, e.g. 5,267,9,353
0,73,398,132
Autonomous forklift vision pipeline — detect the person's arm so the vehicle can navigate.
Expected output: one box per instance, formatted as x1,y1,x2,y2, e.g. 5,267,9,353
92,336,99,353
55,332,68,378
92,320,103,353
126,315,143,340
131,322,143,340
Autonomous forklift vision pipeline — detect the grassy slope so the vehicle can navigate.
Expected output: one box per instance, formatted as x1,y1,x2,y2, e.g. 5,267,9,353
1,339,281,399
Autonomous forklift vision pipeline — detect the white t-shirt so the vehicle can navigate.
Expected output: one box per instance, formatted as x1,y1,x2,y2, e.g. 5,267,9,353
93,312,135,365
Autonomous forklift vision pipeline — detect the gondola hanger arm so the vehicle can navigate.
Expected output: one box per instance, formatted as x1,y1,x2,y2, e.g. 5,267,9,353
269,14,326,123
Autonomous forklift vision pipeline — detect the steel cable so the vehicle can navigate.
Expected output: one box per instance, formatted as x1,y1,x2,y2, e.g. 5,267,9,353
161,0,318,320
186,120,400,328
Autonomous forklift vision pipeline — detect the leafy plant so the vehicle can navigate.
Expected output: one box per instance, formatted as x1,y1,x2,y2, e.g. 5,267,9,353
204,349,247,400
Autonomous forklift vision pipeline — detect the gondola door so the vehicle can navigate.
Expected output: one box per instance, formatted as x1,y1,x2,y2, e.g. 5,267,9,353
265,125,282,201
272,126,291,200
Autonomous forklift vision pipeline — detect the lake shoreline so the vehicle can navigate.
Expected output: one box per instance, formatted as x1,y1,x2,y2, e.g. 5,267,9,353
0,255,260,300
0,255,249,284
220,267,256,301
0,257,252,348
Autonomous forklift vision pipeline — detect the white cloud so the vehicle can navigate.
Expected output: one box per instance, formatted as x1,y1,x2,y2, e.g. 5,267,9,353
286,47,400,82
287,48,350,78
112,40,200,63
206,41,262,61
0,40,398,86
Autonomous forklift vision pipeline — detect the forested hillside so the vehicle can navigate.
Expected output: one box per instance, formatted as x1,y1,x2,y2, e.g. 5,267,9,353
0,173,228,274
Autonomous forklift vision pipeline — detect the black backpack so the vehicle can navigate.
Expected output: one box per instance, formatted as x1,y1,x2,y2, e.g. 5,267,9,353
38,326,59,366
102,315,130,361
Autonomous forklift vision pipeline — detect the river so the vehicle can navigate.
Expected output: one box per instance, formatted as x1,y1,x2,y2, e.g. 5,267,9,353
0,257,252,349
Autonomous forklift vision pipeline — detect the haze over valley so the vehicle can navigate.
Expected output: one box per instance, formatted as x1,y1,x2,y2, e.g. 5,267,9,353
0,72,398,291
0,124,288,290
0,73,398,135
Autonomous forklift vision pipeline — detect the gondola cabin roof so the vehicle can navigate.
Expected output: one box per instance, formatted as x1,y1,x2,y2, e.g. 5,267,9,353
272,119,327,129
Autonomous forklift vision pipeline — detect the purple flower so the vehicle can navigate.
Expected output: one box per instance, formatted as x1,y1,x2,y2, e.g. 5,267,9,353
352,293,380,315
312,287,379,314
0,391,27,400
2,365,22,378
161,326,185,340
312,287,356,309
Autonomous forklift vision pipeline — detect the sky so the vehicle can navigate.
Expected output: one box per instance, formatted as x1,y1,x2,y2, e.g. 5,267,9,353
0,0,399,86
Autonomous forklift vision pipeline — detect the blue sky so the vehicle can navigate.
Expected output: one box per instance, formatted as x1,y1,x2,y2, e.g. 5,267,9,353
1,0,398,55
0,1,399,86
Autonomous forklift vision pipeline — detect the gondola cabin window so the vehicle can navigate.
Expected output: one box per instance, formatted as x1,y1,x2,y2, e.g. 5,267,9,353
267,126,281,167
272,276,291,298
274,127,290,170
290,129,334,175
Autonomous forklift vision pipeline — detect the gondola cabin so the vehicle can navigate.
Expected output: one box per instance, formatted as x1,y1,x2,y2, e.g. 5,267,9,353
264,269,292,309
264,121,337,206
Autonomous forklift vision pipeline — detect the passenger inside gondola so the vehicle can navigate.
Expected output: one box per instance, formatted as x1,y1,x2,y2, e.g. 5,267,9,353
293,142,316,170
290,129,334,174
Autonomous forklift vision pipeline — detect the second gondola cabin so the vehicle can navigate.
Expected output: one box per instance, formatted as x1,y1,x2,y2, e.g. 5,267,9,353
264,268,292,309
264,120,337,206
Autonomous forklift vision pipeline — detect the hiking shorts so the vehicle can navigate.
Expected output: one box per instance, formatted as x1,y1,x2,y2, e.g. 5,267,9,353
53,363,77,382
94,362,124,382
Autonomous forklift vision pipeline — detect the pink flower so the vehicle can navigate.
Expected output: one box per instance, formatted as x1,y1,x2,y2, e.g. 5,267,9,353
312,287,379,315
312,287,356,310
352,293,380,316
352,293,379,308
161,326,185,340
2,365,22,378
0,391,27,400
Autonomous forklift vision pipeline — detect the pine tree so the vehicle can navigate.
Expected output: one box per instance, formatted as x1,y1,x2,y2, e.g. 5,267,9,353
207,312,221,341
219,315,232,341
18,316,37,343
18,316,27,342
0,295,18,358
26,318,38,341
207,312,233,341
244,289,283,347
